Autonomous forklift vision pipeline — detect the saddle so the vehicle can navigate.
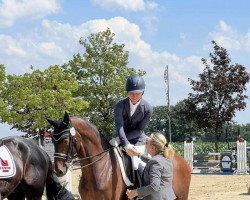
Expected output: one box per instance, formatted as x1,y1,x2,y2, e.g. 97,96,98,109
110,138,142,188
115,146,133,185
116,146,143,189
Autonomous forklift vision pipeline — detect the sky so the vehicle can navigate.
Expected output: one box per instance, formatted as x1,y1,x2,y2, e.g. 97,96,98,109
1,0,250,137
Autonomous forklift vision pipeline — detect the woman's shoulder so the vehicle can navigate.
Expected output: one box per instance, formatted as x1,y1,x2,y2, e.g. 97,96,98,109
150,154,164,163
151,154,172,164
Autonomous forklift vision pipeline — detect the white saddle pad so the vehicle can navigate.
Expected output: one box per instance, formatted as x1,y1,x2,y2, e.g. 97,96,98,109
0,145,16,178
114,148,133,186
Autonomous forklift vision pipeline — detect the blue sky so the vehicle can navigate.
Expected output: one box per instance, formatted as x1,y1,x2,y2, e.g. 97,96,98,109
1,0,250,137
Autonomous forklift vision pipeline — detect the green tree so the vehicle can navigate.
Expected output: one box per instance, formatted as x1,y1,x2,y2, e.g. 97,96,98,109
0,65,88,138
146,105,168,135
147,103,202,142
182,41,250,151
236,123,250,141
62,28,145,138
0,65,9,120
172,101,203,142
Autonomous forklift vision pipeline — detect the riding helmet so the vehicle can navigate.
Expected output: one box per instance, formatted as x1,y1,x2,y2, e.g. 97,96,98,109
126,74,145,93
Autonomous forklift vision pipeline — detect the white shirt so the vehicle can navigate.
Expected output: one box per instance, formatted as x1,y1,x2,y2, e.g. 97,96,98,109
129,99,141,117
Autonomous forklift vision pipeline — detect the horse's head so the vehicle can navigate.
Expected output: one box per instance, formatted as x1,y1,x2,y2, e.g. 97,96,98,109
46,112,77,176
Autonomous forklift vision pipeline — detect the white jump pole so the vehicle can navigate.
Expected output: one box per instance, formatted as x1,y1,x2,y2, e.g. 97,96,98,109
236,140,248,174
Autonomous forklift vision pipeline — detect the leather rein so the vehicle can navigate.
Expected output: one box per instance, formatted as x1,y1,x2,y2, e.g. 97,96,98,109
51,124,114,170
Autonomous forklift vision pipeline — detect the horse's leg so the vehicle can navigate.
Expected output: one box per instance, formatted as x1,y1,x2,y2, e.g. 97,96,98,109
7,184,25,200
21,172,45,200
0,180,22,200
22,182,44,200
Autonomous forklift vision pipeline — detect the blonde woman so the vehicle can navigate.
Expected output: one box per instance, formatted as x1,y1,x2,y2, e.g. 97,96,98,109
126,132,176,200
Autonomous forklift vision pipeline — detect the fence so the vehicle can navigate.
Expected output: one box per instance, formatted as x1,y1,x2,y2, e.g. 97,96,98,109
184,140,248,174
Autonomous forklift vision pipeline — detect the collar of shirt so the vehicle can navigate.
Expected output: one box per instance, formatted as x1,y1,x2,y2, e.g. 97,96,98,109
129,99,141,117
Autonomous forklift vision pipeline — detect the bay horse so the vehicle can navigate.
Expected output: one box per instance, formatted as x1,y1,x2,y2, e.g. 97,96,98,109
46,112,191,200
0,136,76,200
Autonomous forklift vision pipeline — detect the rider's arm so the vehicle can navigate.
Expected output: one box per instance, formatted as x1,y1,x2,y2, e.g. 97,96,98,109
114,102,130,146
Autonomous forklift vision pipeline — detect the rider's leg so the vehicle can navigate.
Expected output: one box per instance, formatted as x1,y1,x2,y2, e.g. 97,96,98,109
131,145,147,188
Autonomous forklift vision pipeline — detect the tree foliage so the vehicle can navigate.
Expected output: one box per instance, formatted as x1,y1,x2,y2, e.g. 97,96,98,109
182,41,250,150
0,65,9,120
147,103,202,142
0,65,88,135
62,28,145,138
171,101,203,141
146,105,168,135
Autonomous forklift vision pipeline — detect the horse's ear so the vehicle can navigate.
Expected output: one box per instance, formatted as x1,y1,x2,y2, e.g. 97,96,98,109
45,116,56,126
63,112,70,124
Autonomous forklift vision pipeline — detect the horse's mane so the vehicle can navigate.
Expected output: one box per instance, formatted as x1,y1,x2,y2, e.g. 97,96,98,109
70,117,111,149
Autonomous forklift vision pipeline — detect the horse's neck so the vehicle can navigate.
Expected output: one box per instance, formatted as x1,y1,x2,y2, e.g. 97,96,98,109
77,122,104,155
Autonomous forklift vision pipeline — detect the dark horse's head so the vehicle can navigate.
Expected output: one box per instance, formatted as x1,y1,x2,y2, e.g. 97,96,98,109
46,112,77,176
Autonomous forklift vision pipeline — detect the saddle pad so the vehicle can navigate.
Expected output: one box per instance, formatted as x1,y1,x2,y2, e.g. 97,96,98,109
114,148,133,186
0,145,16,178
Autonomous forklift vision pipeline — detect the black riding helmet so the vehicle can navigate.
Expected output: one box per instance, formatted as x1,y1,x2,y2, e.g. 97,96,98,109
126,74,145,93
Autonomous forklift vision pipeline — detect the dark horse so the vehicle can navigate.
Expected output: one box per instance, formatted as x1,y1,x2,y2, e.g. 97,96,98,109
0,136,76,200
47,112,191,200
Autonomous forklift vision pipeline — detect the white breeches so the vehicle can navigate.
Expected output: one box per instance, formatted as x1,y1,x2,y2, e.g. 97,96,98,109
131,145,147,170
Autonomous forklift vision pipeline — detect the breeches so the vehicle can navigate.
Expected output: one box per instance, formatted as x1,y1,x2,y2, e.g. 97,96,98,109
131,145,147,170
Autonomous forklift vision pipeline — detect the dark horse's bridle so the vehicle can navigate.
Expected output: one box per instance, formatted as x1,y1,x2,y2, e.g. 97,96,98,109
51,123,114,170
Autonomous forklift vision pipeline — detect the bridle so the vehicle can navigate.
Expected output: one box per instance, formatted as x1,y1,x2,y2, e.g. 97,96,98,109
51,123,77,168
51,122,114,170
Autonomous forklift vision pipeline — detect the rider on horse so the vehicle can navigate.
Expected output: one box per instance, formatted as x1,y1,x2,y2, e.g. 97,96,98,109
111,74,153,184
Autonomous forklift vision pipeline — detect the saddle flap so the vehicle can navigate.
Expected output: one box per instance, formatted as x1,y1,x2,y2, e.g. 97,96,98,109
114,147,133,186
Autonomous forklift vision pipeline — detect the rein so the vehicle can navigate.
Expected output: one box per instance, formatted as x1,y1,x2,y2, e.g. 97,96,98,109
72,147,114,170
52,125,115,170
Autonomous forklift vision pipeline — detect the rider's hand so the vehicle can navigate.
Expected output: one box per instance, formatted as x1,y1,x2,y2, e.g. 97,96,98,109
125,143,134,151
125,144,138,156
